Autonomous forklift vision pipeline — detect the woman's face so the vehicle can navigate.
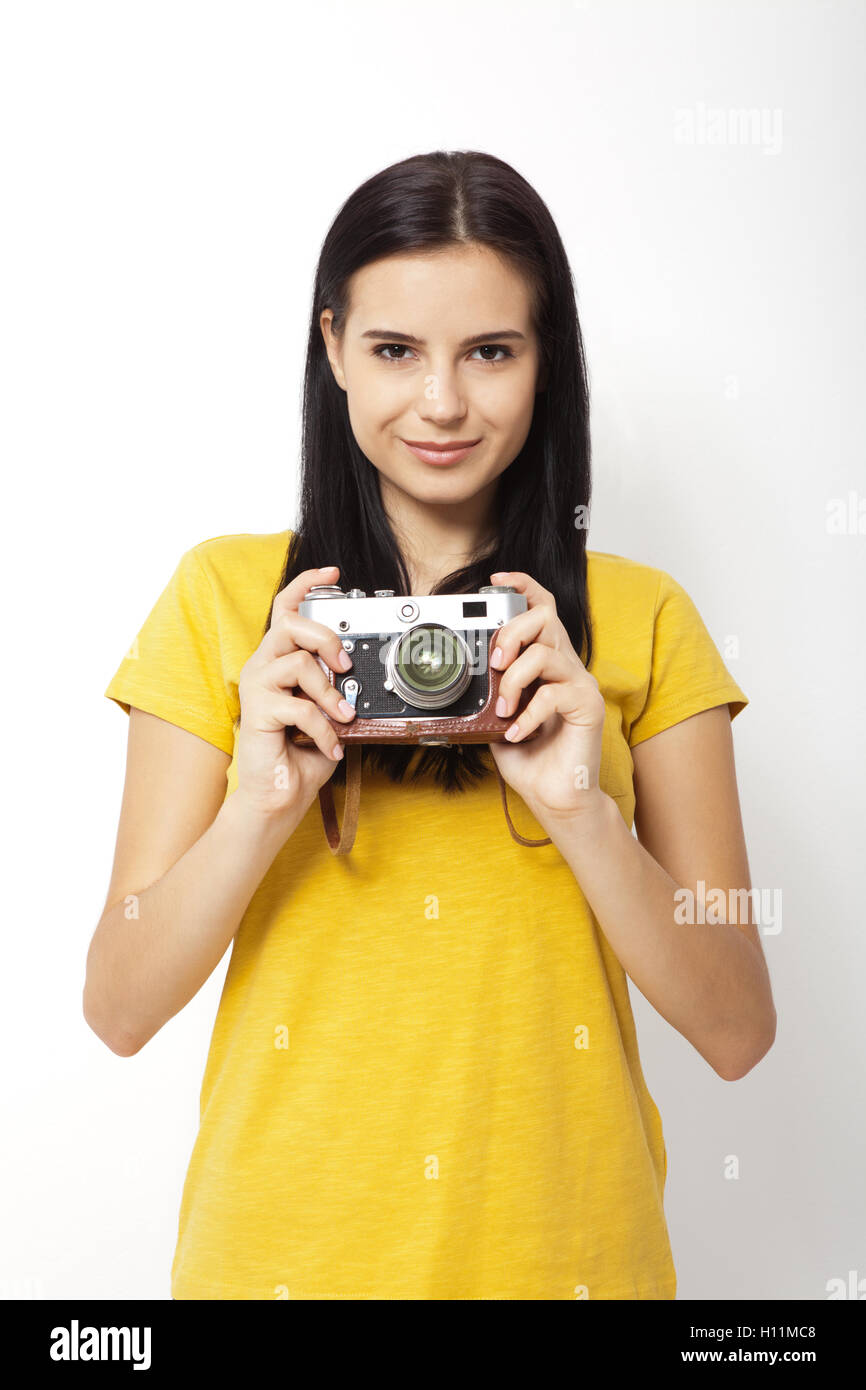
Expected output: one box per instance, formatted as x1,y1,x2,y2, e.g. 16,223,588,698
320,243,545,511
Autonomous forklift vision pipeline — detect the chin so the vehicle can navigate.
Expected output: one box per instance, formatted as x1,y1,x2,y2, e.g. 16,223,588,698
408,475,480,499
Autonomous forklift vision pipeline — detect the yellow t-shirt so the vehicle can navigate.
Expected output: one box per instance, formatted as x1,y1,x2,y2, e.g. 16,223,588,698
104,531,748,1300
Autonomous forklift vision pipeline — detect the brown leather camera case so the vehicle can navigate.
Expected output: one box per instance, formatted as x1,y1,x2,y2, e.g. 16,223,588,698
286,630,542,746
286,630,552,855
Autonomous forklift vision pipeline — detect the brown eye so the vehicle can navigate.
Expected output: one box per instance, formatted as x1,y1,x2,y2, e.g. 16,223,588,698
372,344,415,362
470,345,515,363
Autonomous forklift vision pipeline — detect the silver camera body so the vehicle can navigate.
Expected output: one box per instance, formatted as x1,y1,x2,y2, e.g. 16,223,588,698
299,583,526,721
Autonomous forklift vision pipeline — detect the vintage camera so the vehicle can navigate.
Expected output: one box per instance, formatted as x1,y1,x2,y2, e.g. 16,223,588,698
286,582,544,748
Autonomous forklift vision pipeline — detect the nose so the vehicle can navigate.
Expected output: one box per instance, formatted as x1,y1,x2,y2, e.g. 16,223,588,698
414,363,468,426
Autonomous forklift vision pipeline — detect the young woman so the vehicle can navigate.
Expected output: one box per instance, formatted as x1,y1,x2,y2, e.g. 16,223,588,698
87,150,776,1300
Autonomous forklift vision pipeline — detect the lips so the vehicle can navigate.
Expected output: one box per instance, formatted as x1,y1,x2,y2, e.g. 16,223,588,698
401,438,481,466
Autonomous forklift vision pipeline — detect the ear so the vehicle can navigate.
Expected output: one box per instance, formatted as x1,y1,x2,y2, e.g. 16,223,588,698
320,308,347,391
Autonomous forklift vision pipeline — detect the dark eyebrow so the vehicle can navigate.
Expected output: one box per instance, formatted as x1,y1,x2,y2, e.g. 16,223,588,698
360,328,526,349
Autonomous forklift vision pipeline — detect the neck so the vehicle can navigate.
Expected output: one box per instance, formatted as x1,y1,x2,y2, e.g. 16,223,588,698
380,475,500,595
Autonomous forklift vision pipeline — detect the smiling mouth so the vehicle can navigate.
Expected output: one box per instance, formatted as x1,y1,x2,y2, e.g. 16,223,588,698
400,439,481,466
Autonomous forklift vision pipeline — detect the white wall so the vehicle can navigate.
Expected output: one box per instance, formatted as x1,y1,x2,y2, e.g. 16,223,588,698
2,0,863,1300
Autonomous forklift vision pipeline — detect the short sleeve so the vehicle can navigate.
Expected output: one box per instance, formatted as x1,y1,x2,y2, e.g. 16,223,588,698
104,545,235,755
627,570,748,748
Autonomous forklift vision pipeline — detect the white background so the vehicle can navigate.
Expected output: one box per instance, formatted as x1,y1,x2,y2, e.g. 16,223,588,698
2,0,863,1301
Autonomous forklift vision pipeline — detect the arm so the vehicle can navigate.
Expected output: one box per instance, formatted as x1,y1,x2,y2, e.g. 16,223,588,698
532,705,776,1081
83,709,303,1057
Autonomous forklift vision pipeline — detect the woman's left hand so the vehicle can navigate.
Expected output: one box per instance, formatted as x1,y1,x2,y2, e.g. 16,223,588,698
486,570,607,823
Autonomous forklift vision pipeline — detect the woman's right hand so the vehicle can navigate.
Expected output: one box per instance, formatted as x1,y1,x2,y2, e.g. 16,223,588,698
234,565,357,821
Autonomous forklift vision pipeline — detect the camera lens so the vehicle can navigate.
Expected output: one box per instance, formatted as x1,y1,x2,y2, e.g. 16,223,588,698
388,624,473,709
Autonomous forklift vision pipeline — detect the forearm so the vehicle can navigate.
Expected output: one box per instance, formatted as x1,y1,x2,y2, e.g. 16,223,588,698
84,792,303,1055
532,790,776,1079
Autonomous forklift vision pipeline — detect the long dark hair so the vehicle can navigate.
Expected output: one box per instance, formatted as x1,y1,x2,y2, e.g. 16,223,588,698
263,149,593,794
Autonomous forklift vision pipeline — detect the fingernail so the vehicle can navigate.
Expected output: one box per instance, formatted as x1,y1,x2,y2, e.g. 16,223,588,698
504,723,520,741
338,650,353,670
332,744,344,759
496,696,507,717
338,699,356,717
491,646,504,668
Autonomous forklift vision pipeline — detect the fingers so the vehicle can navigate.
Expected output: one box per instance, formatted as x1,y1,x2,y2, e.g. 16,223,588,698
265,610,354,673
501,671,605,743
490,570,560,660
238,563,357,759
500,682,572,742
493,642,572,718
493,643,603,737
270,565,340,629
270,691,346,760
259,565,352,676
239,647,356,762
241,677,346,762
266,648,357,725
490,570,555,610
491,603,561,671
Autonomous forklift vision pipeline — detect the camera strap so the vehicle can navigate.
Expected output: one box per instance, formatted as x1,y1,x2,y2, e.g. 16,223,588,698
316,744,552,856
